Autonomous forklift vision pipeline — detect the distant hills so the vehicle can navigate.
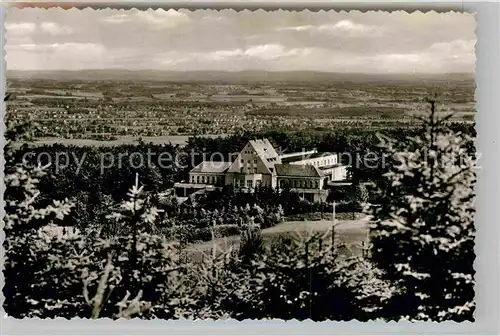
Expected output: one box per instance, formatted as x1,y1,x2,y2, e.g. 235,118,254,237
7,69,475,84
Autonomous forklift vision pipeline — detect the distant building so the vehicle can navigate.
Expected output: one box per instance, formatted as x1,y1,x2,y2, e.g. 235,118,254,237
174,139,349,203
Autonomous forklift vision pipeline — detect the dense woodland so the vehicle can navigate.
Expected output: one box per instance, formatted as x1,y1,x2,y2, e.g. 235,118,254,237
11,121,475,238
4,93,476,320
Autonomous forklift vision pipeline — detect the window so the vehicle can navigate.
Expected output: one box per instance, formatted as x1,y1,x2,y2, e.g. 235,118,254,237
191,176,195,183
280,180,285,188
247,180,253,188
253,168,257,174
315,180,319,188
241,159,244,164
254,159,257,164
196,176,200,183
248,160,251,164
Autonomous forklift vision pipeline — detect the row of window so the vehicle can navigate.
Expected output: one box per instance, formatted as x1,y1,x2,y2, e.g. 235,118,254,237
241,167,258,174
279,179,319,189
298,157,336,167
312,157,336,166
191,175,223,185
233,179,267,188
241,158,258,164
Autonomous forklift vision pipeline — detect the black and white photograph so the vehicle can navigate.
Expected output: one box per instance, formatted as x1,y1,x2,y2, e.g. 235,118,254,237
3,8,476,321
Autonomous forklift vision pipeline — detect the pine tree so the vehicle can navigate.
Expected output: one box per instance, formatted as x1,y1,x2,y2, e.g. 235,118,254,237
367,98,476,321
3,93,75,317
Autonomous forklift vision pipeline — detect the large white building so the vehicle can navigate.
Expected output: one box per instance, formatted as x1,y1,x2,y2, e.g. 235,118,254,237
174,139,348,202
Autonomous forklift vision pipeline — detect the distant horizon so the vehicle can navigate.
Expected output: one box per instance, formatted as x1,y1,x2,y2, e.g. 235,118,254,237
7,69,475,75
6,9,475,73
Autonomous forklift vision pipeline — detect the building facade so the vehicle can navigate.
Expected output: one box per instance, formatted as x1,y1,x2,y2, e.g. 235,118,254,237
175,139,348,202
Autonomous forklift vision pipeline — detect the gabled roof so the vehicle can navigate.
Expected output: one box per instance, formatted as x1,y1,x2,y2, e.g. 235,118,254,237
190,161,231,174
275,164,323,178
249,139,281,172
250,139,280,160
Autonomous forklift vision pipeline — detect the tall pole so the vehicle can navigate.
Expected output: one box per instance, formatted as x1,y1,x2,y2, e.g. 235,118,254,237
331,200,336,251
332,200,336,227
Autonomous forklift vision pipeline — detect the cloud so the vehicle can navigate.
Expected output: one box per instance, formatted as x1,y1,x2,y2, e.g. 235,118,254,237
102,9,190,30
5,22,36,35
428,39,475,57
279,20,383,37
6,42,108,70
6,21,74,38
8,42,105,53
204,44,313,62
5,9,475,73
200,15,230,23
102,13,129,24
366,39,476,73
40,22,74,35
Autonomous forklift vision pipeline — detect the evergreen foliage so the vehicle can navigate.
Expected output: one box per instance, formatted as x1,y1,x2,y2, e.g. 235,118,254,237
367,99,476,321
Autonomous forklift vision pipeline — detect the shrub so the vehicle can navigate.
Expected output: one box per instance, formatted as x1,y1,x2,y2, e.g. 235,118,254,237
179,231,396,320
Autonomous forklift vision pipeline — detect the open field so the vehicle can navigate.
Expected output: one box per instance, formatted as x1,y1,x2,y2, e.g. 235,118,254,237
187,218,370,261
6,71,475,144
25,134,227,147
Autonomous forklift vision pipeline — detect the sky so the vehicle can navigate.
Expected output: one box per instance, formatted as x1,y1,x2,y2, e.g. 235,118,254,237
6,8,476,73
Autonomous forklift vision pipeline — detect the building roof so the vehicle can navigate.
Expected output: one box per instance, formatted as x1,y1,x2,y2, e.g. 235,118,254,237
250,139,280,160
190,161,232,174
279,149,317,160
281,151,337,163
249,139,281,172
275,164,323,178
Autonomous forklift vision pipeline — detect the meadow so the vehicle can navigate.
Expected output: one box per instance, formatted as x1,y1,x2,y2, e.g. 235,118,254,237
187,217,369,262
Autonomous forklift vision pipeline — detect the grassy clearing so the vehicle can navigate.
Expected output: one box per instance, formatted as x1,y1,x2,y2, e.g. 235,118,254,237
186,218,370,262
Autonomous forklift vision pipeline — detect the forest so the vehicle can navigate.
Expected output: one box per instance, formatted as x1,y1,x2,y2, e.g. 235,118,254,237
4,96,476,321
